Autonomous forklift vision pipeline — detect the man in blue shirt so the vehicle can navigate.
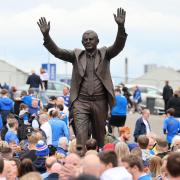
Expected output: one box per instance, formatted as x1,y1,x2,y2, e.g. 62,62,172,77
163,108,180,146
49,110,69,147
5,117,19,144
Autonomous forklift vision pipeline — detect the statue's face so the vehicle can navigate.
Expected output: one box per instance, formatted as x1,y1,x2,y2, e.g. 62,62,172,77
82,32,99,52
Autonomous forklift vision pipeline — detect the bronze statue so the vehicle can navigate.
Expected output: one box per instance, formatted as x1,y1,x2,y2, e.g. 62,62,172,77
37,8,127,150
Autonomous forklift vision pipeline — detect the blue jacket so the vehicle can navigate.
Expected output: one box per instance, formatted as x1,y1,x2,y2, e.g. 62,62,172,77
0,97,13,111
111,95,127,116
133,117,151,142
49,117,69,147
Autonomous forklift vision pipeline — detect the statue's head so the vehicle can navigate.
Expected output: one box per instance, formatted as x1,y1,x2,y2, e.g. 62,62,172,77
82,30,99,52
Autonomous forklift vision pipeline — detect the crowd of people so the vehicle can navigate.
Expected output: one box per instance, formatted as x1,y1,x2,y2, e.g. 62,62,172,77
0,80,180,180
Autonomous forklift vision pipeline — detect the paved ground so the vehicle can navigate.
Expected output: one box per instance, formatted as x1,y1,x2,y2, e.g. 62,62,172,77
124,112,165,141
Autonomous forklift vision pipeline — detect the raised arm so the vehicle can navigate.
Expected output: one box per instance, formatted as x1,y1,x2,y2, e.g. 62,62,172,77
106,8,127,59
37,17,75,63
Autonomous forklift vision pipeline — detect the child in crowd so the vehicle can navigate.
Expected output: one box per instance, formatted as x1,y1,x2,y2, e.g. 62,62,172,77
19,103,30,125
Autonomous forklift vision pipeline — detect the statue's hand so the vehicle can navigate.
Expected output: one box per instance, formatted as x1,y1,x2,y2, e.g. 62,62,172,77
37,17,50,37
113,8,126,26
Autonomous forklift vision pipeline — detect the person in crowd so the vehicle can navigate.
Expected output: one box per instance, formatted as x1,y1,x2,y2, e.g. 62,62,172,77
19,103,30,125
171,135,180,152
46,96,57,111
100,152,132,180
57,104,69,126
39,114,52,145
59,153,81,179
167,90,180,120
68,138,77,154
20,172,43,180
56,136,69,158
0,143,13,160
115,141,130,165
163,80,173,112
0,158,5,179
146,132,157,155
85,138,98,152
137,135,152,164
2,160,14,179
149,156,162,179
20,132,39,161
33,140,49,174
121,83,133,109
132,85,142,113
41,156,57,179
1,114,14,140
13,90,28,116
166,152,180,180
9,86,18,101
21,89,41,115
0,89,14,126
163,108,180,146
40,68,49,90
123,155,151,180
109,88,127,135
155,137,169,159
9,157,21,179
116,126,131,143
62,86,70,107
81,154,101,178
26,70,43,95
159,155,169,180
129,147,142,158
5,117,19,145
56,97,69,116
44,162,61,180
19,158,35,177
49,110,69,147
99,150,118,174
2,83,9,91
134,109,151,142
73,174,99,180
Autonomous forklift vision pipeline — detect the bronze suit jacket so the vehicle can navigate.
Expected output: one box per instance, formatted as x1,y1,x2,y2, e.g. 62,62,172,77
43,26,127,108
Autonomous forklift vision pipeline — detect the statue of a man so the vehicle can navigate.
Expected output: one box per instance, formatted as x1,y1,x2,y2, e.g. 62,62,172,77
37,8,127,150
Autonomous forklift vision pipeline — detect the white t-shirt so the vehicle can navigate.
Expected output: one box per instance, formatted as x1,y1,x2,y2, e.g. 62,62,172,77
100,167,132,180
41,122,52,145
143,118,151,134
40,72,49,81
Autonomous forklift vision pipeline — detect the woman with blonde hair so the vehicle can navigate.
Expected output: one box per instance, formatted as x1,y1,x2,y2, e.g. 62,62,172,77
115,141,130,165
149,156,162,179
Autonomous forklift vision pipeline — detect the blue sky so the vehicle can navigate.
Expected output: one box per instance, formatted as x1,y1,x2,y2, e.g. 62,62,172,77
0,0,179,79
